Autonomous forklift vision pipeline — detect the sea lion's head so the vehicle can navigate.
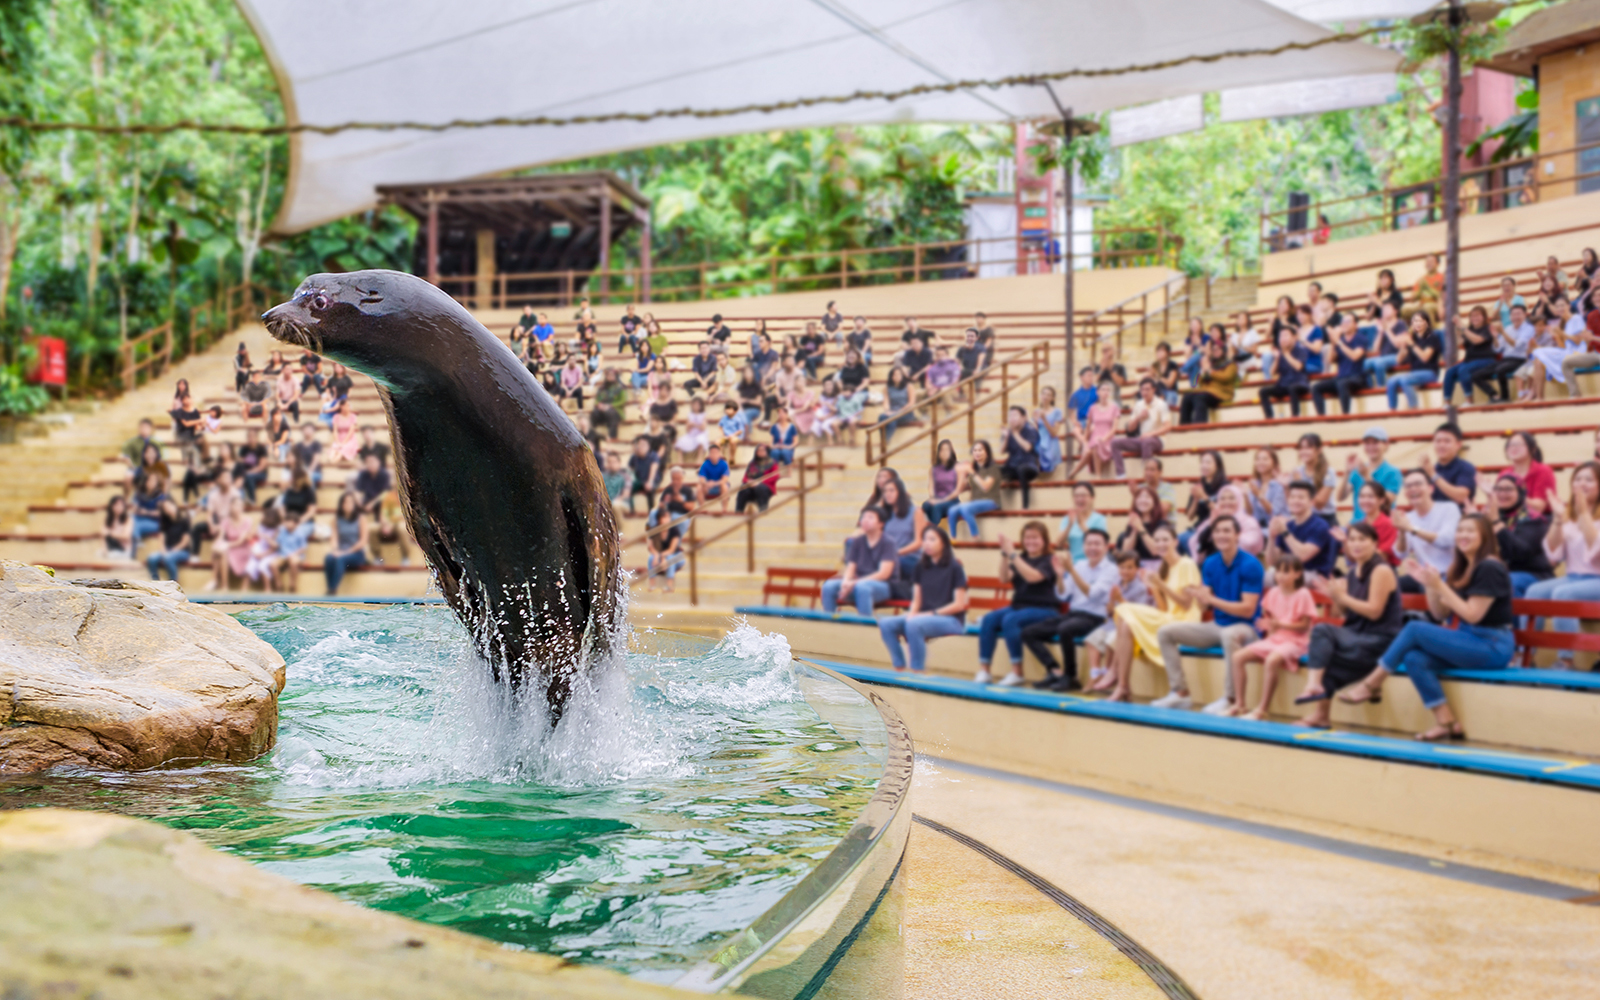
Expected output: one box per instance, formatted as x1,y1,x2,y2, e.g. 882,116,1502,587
262,269,484,392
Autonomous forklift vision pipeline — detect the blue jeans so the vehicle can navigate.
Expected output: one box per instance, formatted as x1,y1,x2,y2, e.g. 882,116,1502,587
1522,574,1600,661
648,552,685,580
922,497,961,530
132,515,161,553
1385,370,1435,409
1380,620,1514,708
1363,354,1401,388
1180,352,1203,387
1509,571,1544,598
1442,359,1494,403
977,605,1060,666
879,613,966,671
821,577,892,616
324,550,369,594
948,500,997,539
146,549,190,580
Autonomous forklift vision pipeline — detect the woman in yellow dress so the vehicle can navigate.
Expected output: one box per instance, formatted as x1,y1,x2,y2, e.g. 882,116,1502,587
1103,523,1201,702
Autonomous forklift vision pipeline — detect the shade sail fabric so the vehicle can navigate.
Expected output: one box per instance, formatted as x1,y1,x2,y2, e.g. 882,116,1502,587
237,0,1401,233
1109,94,1206,147
1219,72,1398,121
1257,0,1440,23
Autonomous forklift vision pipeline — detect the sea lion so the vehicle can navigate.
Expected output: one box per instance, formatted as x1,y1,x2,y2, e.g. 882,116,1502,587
262,270,621,717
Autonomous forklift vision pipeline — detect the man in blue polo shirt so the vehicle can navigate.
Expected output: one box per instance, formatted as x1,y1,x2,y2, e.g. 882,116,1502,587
1151,516,1263,712
1268,481,1338,579
1422,422,1475,508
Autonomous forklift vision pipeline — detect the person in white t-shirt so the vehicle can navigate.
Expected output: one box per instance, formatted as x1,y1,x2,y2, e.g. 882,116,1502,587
1392,468,1461,592
1529,299,1592,399
1109,378,1172,477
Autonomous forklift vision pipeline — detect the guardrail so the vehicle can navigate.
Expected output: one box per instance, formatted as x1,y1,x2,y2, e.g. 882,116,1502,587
118,321,172,393
433,226,1179,309
619,447,831,606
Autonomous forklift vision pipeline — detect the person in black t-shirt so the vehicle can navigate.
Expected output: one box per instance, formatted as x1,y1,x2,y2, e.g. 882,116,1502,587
877,525,971,672
956,328,987,398
975,521,1060,686
821,301,843,338
324,364,354,405
706,314,732,347
846,315,873,362
1342,513,1513,741
356,426,390,469
900,335,933,385
352,453,392,519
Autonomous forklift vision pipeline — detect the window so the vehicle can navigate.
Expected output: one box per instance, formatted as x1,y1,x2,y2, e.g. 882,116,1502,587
1579,97,1600,195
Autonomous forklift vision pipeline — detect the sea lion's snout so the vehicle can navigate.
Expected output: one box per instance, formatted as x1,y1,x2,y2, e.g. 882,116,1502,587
262,295,323,352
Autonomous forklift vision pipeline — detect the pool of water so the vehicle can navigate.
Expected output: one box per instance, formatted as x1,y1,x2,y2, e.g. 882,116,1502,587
0,606,886,986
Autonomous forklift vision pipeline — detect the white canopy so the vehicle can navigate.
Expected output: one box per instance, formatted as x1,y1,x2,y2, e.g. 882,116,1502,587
237,0,1403,233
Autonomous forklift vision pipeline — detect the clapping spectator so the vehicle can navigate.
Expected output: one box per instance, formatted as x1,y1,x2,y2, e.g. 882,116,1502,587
1058,483,1108,562
878,526,970,673
1473,303,1536,402
1178,340,1238,425
1032,386,1065,476
626,436,663,514
1266,481,1338,582
1444,306,1497,405
1523,462,1600,665
880,367,917,444
735,444,781,513
1231,555,1315,720
1109,378,1170,477
717,402,748,462
1098,523,1202,701
950,441,1001,540
1000,406,1041,508
1385,311,1441,411
1485,475,1552,597
1310,314,1367,415
975,523,1060,686
1338,428,1401,521
1392,469,1460,591
697,443,732,514
1020,527,1119,690
1297,522,1403,728
1260,328,1312,419
330,399,360,462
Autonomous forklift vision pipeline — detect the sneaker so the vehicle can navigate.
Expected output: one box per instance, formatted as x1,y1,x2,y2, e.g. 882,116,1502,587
1031,674,1062,690
1150,691,1193,710
973,669,994,684
997,673,1025,687
1049,674,1082,692
1201,697,1233,716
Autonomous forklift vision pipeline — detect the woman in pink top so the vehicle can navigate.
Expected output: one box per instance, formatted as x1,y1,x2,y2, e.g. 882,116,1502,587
1498,431,1556,517
788,377,820,438
1189,484,1264,559
331,400,361,462
1525,461,1600,667
209,497,256,591
1069,382,1121,478
1232,554,1318,719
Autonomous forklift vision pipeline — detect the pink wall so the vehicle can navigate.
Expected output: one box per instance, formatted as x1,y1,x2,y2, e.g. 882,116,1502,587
1457,68,1520,169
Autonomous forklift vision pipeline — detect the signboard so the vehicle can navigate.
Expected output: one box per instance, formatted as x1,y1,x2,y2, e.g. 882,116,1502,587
27,336,67,387
550,221,573,238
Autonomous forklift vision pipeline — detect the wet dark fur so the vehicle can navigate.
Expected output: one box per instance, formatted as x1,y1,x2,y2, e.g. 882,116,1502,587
263,270,620,716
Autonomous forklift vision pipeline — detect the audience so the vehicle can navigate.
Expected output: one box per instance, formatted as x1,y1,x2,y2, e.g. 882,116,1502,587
1100,523,1201,702
1297,522,1403,728
1337,428,1400,521
922,441,968,532
950,441,1002,540
1020,527,1119,691
823,507,899,616
1487,475,1552,597
1178,339,1238,425
1385,311,1441,411
1393,468,1461,592
1000,406,1041,509
1230,554,1315,720
1058,483,1107,562
1523,462,1600,667
1110,378,1171,477
735,445,781,514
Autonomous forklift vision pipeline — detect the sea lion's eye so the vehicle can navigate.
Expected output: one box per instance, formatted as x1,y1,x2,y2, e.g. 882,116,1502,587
311,293,330,311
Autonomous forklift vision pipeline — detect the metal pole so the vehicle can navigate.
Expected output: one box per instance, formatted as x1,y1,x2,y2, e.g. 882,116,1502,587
1442,0,1464,367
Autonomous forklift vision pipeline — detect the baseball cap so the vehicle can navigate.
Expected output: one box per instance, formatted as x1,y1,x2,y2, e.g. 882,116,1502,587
1362,427,1389,442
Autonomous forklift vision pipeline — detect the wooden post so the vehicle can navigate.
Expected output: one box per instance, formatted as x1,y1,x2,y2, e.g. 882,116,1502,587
1031,344,1040,406
839,250,848,290
598,184,612,302
1164,282,1171,335
688,519,699,607
913,245,922,283
770,256,778,294
698,262,707,301
564,270,574,307
745,514,755,573
1001,361,1010,416
640,215,653,304
1141,292,1148,345
425,191,440,286
797,457,807,543
967,406,975,448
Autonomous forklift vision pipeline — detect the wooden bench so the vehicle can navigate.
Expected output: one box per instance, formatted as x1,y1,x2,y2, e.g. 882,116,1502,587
762,566,835,608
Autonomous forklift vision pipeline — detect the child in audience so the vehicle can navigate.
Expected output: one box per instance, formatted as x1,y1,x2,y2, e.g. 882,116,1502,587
676,397,711,461
698,443,732,514
718,402,747,463
1082,552,1152,689
1232,555,1317,719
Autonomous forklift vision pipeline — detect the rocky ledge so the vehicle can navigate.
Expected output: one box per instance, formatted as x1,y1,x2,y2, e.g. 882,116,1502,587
0,561,286,772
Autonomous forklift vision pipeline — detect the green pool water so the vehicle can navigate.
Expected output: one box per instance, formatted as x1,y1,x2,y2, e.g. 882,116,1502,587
0,606,884,986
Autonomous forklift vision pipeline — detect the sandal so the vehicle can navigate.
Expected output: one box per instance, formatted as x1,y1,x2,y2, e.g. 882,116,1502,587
1293,690,1330,705
1293,719,1332,730
1337,680,1383,705
1415,724,1465,742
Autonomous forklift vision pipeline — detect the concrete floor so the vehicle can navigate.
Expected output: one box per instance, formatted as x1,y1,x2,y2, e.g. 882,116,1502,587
906,759,1600,1000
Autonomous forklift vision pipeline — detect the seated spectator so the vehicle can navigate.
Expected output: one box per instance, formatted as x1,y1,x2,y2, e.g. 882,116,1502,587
1148,341,1181,407
1487,475,1552,597
1058,482,1107,562
323,493,369,595
836,347,871,394
1413,252,1445,317
1443,306,1497,405
922,441,968,531
823,507,899,616
749,334,780,384
291,423,324,487
1297,522,1403,727
1066,366,1098,429
615,304,642,355
1259,328,1312,419
602,451,629,518
1000,406,1041,508
265,406,293,463
733,366,765,431
143,498,192,581
879,366,918,444
238,369,271,426
1098,523,1202,702
1093,344,1128,400
559,356,586,409
1178,318,1207,386
925,345,962,398
1020,527,1119,691
955,329,987,397
210,496,256,592
672,396,710,462
1266,480,1337,582
129,472,168,556
1140,457,1177,522
1310,314,1367,416
1031,387,1065,475
900,334,933,386
1115,486,1168,568
1338,428,1401,522
735,445,781,514
644,492,687,593
1500,430,1556,516
1558,299,1600,394
102,494,134,561
1178,340,1238,425
1423,422,1476,510
950,441,1001,540
697,444,732,514
1083,552,1152,687
899,316,933,348
1360,301,1406,388
131,442,171,496
1392,468,1460,592
972,312,995,368
1184,450,1228,532
872,475,920,577
1244,447,1288,527
1190,485,1263,561
122,418,161,474
1530,303,1589,400
1067,382,1119,480
1384,311,1441,411
974,522,1060,687
277,466,319,521
1524,462,1600,666
835,381,869,446
626,435,662,514
796,321,827,379
273,509,314,593
766,408,797,465
705,313,732,350
1344,514,1513,740
717,402,748,463
822,300,844,340
1110,378,1171,477
878,526,971,673
1333,481,1398,564
1232,554,1315,720
683,341,718,398
352,453,391,522
1473,303,1536,402
330,399,360,462
846,315,873,364
1293,433,1340,525
233,342,253,393
1154,516,1267,713
592,369,628,439
322,362,353,410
